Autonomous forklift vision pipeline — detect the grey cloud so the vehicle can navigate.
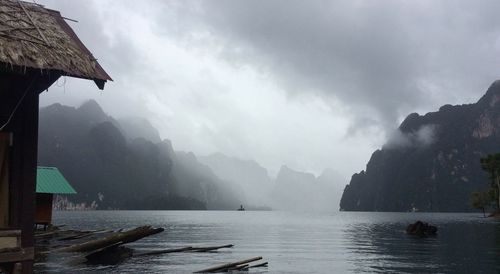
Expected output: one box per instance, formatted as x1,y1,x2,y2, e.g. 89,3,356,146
36,0,500,177
162,0,500,131
40,0,500,133
39,0,142,78
38,0,158,117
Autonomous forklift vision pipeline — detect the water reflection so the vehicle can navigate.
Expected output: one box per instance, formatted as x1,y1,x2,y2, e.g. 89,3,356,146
36,211,500,273
342,217,500,273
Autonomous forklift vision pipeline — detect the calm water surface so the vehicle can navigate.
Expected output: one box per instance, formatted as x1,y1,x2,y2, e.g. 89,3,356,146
36,211,500,273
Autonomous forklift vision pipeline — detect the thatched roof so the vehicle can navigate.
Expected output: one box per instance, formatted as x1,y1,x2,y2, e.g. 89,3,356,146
0,0,111,89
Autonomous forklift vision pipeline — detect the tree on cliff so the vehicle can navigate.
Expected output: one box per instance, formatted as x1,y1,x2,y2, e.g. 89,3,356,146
480,154,500,209
470,190,494,217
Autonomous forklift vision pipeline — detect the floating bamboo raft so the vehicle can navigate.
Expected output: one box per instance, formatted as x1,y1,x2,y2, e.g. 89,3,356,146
34,225,268,272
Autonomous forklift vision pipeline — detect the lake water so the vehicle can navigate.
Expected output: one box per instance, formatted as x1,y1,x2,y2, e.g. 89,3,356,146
36,211,500,273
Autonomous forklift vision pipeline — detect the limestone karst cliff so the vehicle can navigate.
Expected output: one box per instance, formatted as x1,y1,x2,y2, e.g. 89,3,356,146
340,80,500,212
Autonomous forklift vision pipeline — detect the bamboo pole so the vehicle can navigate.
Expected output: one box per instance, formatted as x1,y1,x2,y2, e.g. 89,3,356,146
57,229,113,241
136,246,193,257
85,241,124,259
57,232,90,241
50,226,164,253
34,231,57,239
193,256,262,273
228,264,248,271
85,242,133,265
137,244,234,257
192,244,234,252
249,262,268,268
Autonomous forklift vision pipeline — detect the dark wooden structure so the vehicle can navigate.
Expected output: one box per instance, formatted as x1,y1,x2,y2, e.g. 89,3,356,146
35,194,53,228
0,1,111,272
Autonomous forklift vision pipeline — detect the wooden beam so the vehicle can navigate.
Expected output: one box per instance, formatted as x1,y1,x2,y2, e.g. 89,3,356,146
0,247,34,263
0,230,20,237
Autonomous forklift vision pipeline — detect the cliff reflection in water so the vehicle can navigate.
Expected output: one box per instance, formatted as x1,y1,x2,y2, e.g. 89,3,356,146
343,218,500,273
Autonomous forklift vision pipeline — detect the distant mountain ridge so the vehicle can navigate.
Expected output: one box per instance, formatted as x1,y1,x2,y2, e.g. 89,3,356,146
200,153,346,211
38,100,242,210
39,100,346,211
340,80,500,212
118,117,162,143
271,165,344,211
198,153,272,207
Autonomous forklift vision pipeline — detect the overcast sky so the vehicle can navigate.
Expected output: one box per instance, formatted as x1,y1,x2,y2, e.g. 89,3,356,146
38,0,500,179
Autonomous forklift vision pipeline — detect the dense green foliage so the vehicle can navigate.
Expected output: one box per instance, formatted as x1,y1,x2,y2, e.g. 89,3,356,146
470,190,494,216
479,153,500,209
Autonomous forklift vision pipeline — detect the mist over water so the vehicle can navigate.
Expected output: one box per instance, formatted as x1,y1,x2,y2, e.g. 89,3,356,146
199,153,347,211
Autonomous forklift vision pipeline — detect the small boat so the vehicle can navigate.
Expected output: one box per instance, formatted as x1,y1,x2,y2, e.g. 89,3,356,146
237,205,245,211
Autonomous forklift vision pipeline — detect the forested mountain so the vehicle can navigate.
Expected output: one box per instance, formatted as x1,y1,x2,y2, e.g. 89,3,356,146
38,100,242,210
340,80,500,212
39,100,345,211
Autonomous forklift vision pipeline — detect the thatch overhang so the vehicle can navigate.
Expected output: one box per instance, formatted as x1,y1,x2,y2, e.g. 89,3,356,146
0,0,111,90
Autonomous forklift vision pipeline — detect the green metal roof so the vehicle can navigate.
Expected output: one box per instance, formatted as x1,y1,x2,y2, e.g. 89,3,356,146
36,167,76,194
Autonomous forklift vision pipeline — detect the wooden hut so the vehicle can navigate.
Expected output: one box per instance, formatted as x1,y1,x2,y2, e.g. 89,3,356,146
35,167,76,229
0,0,111,272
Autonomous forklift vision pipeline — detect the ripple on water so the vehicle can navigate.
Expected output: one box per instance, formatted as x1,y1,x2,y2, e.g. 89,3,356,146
34,211,500,273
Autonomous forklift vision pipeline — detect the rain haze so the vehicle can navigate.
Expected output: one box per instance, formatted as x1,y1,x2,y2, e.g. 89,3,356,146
38,0,500,189
3,0,500,272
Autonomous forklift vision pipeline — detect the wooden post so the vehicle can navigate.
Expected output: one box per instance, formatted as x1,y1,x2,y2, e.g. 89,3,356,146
0,132,9,228
0,72,61,273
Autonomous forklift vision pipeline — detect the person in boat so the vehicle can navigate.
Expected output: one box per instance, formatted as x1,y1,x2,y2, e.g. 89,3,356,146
238,205,245,211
